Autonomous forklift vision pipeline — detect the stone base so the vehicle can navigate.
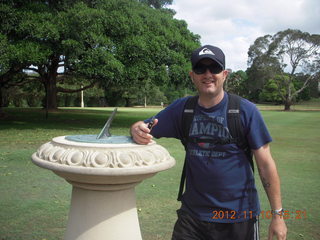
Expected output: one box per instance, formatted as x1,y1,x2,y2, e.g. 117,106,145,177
65,187,142,240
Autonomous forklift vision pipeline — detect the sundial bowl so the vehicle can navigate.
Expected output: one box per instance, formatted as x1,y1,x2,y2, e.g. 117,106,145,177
31,135,175,190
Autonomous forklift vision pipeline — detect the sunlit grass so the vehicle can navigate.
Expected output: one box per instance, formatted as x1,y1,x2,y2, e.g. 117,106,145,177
0,106,319,240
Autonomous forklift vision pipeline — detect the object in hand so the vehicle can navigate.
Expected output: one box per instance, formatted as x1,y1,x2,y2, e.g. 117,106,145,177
148,117,156,130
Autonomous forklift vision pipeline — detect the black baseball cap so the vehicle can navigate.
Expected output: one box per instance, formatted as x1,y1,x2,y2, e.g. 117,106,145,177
191,45,225,70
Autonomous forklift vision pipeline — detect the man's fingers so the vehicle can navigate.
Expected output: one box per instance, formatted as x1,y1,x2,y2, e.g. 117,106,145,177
139,124,150,133
131,122,153,144
130,119,158,145
134,136,151,145
133,134,152,144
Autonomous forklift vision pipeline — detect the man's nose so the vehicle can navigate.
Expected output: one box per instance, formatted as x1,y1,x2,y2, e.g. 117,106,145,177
204,69,212,76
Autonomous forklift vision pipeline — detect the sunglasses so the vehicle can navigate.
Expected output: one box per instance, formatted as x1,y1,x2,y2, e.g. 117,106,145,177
193,63,223,75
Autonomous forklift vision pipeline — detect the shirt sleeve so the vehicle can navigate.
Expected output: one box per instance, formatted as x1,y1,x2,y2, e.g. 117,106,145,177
241,99,272,150
144,97,189,140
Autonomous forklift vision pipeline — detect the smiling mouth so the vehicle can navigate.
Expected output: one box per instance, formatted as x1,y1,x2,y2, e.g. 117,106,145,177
202,80,215,84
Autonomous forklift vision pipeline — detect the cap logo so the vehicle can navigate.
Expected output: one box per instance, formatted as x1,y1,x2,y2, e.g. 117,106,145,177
199,48,215,56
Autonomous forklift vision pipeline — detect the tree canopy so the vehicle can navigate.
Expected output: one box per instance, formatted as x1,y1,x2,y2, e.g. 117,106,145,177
0,0,200,110
246,29,319,110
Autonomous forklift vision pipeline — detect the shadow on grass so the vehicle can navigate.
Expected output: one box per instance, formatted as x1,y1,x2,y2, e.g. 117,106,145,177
0,108,154,132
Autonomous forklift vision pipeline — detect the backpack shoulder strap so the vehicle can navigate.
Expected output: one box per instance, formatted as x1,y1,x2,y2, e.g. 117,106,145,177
227,93,243,142
227,93,254,171
177,96,198,201
181,96,199,147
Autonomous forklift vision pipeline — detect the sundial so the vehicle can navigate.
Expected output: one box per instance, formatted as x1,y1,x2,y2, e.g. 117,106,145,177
31,107,175,240
65,108,133,144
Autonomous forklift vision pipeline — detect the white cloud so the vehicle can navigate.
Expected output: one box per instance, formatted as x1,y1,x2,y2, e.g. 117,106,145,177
170,0,320,71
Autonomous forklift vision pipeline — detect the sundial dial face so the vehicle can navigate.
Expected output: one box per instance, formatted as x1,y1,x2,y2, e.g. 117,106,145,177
65,108,133,144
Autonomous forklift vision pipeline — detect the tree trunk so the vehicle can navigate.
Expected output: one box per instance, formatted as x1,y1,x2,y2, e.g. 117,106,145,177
283,83,293,111
44,76,58,110
125,98,131,107
0,87,5,118
284,97,292,111
0,86,3,108
43,56,60,110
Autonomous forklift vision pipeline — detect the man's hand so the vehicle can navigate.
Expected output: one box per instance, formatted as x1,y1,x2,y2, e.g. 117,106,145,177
268,215,287,240
130,119,158,145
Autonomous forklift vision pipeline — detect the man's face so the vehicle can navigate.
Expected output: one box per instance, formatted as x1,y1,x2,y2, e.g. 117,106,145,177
190,58,228,98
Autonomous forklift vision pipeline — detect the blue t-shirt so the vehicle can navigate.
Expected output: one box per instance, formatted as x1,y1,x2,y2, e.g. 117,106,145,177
146,92,272,223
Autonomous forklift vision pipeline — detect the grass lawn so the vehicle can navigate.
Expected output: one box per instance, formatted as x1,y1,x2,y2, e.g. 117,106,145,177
0,104,319,240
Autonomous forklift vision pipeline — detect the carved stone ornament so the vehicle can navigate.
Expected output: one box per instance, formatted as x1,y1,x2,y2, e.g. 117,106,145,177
32,136,176,191
36,136,173,169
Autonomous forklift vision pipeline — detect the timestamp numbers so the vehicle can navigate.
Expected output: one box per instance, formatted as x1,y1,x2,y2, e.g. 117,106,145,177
211,210,307,220
211,210,254,220
260,210,307,220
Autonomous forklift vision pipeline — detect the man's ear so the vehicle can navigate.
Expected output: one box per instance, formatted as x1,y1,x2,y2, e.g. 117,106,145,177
223,70,229,81
189,71,195,83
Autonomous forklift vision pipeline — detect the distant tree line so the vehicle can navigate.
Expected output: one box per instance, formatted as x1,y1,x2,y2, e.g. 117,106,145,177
1,1,319,112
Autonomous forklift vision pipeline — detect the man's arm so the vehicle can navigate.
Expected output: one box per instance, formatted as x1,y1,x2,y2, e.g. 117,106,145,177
253,144,287,240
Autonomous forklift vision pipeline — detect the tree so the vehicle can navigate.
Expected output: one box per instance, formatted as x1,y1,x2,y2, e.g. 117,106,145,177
246,35,282,102
225,70,249,98
97,1,199,106
0,0,199,111
269,29,320,110
0,31,42,115
259,75,287,103
1,1,123,111
247,29,320,110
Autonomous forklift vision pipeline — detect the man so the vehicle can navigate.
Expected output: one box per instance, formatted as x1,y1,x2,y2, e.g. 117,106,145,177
130,45,287,240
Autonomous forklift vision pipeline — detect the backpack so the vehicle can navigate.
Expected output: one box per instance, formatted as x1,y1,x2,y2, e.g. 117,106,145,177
177,93,253,201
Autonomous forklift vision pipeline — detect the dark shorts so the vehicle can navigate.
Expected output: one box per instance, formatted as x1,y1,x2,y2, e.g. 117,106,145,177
171,209,260,240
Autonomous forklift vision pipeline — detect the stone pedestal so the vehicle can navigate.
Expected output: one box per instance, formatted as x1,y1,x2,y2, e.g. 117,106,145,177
65,187,141,240
31,136,175,240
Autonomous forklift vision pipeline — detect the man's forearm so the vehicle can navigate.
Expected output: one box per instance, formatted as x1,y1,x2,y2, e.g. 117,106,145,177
258,163,283,211
253,144,283,210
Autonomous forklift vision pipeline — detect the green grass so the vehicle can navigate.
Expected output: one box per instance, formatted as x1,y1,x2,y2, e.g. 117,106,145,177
257,98,320,111
0,105,319,240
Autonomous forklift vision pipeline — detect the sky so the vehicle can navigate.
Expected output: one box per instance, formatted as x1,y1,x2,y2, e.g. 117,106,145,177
169,0,320,71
